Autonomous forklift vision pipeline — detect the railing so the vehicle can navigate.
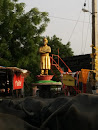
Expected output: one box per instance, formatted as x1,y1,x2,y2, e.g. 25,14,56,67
50,56,64,74
62,85,81,96
50,54,72,74
50,53,81,96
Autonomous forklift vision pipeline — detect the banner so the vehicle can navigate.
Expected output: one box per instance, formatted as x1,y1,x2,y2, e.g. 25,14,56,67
81,69,90,84
79,71,82,82
62,74,75,86
13,74,24,90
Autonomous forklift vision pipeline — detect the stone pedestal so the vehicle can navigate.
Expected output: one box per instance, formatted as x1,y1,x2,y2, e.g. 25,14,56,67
36,75,53,81
32,74,62,98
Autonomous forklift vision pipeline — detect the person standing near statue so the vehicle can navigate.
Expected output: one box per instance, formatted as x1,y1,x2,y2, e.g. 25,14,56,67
39,38,51,75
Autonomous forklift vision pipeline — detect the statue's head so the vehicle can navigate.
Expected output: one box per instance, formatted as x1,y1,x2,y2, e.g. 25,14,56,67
44,38,48,45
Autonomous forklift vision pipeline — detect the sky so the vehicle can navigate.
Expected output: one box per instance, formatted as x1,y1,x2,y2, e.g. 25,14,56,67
18,0,93,55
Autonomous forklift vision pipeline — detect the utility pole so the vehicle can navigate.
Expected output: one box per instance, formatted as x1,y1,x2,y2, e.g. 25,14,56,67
92,0,98,92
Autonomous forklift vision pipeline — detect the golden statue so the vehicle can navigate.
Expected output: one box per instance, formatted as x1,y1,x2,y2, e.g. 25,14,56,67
39,38,51,75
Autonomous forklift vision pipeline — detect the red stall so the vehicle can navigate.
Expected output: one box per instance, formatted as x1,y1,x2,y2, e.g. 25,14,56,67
0,66,29,97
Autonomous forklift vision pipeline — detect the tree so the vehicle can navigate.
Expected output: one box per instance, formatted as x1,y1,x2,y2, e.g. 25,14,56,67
0,0,50,81
47,35,74,58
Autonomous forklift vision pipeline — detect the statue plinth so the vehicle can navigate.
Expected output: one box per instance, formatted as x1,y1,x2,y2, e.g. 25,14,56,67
37,75,53,81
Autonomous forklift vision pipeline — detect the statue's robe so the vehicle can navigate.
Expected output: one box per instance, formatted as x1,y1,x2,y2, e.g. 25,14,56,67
39,45,51,70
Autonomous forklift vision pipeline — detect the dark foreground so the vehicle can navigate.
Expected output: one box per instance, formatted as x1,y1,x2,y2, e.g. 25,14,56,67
0,94,98,130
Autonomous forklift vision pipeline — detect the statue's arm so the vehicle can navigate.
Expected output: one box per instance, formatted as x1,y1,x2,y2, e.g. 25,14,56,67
46,47,51,53
39,46,51,53
39,47,46,53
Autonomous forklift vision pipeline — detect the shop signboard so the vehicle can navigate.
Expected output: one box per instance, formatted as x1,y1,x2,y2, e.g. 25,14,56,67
13,74,24,90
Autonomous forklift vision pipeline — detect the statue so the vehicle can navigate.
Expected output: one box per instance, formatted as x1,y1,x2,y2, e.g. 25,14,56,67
39,38,51,75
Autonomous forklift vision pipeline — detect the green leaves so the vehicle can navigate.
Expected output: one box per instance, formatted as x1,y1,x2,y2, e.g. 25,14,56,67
0,0,50,76
0,42,12,66
0,0,74,88
47,35,74,58
15,3,25,14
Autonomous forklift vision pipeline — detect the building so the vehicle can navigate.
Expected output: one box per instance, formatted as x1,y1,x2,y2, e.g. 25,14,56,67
61,54,92,72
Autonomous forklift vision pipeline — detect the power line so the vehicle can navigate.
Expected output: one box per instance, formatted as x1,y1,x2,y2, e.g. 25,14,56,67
68,10,82,42
68,0,86,43
83,0,92,54
49,15,91,24
83,0,91,54
83,14,91,54
81,12,86,54
80,0,88,54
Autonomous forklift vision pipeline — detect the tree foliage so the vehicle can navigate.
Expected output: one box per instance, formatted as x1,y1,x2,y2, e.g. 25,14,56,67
0,0,49,68
0,0,50,81
0,0,74,87
47,35,74,58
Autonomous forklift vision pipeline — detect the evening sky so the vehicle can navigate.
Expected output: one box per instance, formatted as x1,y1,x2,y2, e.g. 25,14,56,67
18,0,94,55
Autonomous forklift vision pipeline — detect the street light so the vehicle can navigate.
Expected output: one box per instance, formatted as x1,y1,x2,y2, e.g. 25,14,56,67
82,8,92,14
82,0,98,94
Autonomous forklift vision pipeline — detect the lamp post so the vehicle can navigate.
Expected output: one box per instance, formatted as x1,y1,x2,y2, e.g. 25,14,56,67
92,0,98,70
82,8,91,13
82,0,98,93
92,0,98,93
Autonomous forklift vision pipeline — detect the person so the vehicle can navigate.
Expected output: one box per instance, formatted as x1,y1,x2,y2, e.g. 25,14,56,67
39,38,51,75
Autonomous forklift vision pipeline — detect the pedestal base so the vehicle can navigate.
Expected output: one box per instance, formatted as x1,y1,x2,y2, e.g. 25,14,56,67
37,75,53,81
33,75,62,98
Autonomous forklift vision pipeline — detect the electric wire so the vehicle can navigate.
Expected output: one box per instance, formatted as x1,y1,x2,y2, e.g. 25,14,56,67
68,0,89,42
67,0,89,44
49,15,90,24
88,0,89,10
81,13,85,54
83,0,91,54
80,0,91,54
83,14,91,54
68,10,82,42
80,0,86,54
